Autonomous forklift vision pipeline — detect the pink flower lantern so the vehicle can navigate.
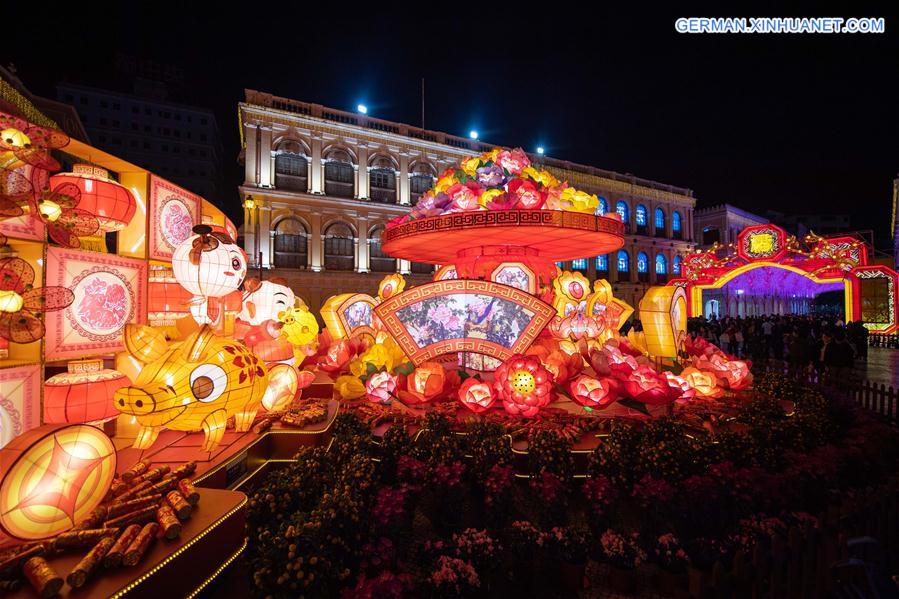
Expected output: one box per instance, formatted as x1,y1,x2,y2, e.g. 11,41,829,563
493,354,553,418
569,375,618,409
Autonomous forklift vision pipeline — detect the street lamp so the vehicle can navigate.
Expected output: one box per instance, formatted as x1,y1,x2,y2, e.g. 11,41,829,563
468,130,479,140
357,104,368,114
536,146,545,155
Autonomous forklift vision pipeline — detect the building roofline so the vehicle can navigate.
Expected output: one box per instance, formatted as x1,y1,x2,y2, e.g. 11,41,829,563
57,81,218,117
241,89,695,199
695,203,768,222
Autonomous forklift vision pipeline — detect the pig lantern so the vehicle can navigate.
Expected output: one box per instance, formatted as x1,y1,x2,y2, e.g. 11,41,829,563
114,323,296,452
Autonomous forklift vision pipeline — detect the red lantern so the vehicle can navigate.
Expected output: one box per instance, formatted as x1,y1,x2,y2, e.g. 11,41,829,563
458,378,495,412
493,354,553,418
148,267,194,327
49,165,136,232
44,360,129,424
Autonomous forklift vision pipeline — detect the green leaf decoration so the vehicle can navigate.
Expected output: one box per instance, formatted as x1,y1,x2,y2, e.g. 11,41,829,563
618,399,651,416
393,362,415,376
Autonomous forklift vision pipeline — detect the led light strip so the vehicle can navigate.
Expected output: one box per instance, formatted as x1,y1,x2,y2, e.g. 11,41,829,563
108,496,248,598
184,538,248,599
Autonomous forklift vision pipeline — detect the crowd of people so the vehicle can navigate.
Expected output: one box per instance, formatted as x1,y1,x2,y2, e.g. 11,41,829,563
683,314,869,381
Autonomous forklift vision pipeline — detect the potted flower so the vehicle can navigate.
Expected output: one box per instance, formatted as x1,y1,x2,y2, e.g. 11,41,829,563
426,555,481,598
600,529,647,594
542,524,590,592
650,533,689,594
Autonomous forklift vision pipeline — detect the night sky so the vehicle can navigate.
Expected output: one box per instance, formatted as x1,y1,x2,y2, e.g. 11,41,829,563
8,5,899,248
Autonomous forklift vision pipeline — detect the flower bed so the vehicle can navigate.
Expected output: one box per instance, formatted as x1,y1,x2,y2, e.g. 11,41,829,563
245,372,899,597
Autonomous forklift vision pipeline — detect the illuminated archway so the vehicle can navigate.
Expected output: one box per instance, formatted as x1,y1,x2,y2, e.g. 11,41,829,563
667,224,899,332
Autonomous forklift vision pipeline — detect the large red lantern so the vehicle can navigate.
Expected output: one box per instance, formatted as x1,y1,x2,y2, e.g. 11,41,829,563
44,359,130,424
148,267,194,327
49,164,137,232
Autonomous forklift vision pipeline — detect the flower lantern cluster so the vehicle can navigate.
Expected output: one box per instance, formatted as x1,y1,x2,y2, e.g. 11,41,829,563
683,335,753,392
386,148,603,229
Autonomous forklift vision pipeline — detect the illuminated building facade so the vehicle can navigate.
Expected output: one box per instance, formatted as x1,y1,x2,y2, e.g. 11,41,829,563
694,204,768,248
238,90,697,310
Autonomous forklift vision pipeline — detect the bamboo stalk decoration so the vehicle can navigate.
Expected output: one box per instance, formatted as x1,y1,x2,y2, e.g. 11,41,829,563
51,528,119,552
66,535,117,588
104,524,142,569
0,543,45,578
0,579,22,593
106,494,163,520
116,479,155,502
73,505,108,530
128,465,171,488
165,491,192,520
136,475,178,498
23,557,63,599
177,479,200,506
104,506,157,529
121,460,150,484
122,523,159,567
156,506,182,540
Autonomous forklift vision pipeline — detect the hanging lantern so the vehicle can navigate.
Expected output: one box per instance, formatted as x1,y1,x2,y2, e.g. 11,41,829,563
0,424,117,540
49,165,137,232
44,359,130,424
148,267,193,328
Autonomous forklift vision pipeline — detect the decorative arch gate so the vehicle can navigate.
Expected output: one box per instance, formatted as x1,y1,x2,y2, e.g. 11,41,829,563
667,224,899,333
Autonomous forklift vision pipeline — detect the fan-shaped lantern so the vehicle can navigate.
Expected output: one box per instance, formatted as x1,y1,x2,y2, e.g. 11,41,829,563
49,165,136,232
172,225,247,299
44,359,130,424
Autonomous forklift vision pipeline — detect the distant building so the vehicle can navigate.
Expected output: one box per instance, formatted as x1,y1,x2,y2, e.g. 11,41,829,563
766,210,851,238
693,204,768,248
56,80,223,203
238,90,697,311
0,64,88,142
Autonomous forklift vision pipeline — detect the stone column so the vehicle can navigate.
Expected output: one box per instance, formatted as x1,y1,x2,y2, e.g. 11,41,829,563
609,250,619,283
242,200,256,267
309,212,322,271
357,217,369,273
356,143,369,200
310,134,323,194
398,152,411,205
648,201,657,237
399,259,411,275
259,127,273,188
258,203,272,268
244,123,258,185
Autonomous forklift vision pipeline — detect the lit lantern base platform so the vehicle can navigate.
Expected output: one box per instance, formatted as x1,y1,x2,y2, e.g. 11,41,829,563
111,398,339,491
4,488,246,599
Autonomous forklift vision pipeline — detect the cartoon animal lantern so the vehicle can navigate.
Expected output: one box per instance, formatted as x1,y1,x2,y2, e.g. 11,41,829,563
238,278,295,326
114,323,269,452
171,224,247,325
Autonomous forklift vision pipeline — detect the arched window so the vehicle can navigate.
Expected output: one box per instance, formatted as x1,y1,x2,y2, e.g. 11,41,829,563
702,227,720,245
410,162,435,204
654,208,666,236
655,254,667,274
273,218,308,269
596,197,608,216
635,204,647,234
596,254,608,272
368,225,395,272
617,251,629,271
672,211,682,239
616,201,630,233
637,252,649,281
369,155,397,203
323,221,354,270
324,149,354,198
673,255,682,275
572,258,587,272
274,140,308,192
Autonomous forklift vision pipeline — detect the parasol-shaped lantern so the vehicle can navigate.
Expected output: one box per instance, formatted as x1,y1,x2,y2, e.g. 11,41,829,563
0,255,74,343
43,359,130,424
